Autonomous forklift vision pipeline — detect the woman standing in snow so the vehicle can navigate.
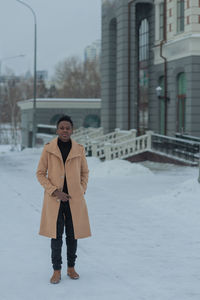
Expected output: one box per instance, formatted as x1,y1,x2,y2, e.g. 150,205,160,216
36,115,91,284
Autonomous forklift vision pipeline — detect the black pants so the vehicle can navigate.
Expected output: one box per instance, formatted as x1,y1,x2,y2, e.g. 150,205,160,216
51,201,77,270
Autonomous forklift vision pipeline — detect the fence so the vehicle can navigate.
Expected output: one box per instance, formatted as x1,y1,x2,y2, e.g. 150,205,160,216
35,124,200,165
152,133,199,163
92,132,151,160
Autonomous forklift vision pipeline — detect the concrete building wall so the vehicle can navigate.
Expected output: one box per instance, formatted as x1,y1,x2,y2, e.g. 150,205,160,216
153,55,200,137
102,0,200,137
102,0,155,133
102,0,134,133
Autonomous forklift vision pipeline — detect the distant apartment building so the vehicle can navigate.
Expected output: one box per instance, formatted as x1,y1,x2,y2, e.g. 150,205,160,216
101,0,200,137
36,70,48,81
84,40,101,62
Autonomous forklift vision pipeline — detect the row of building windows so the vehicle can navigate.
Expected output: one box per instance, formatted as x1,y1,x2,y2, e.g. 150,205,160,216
138,16,186,133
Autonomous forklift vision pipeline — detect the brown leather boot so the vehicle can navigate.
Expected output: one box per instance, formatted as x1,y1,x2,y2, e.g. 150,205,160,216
50,270,61,284
67,267,79,280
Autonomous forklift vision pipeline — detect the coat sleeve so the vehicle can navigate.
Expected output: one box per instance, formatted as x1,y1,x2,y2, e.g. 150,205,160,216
36,146,58,196
80,147,89,194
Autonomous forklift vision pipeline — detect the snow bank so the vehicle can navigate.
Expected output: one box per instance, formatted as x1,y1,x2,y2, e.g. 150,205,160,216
0,145,200,300
0,144,12,153
87,157,153,178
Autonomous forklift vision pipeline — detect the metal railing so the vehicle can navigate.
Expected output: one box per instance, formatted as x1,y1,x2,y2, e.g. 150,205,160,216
152,133,199,163
35,124,200,165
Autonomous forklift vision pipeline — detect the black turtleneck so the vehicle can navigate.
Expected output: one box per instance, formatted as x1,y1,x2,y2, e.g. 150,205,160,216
57,138,72,194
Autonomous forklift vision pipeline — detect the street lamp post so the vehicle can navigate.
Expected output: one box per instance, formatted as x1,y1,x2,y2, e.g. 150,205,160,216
16,0,37,148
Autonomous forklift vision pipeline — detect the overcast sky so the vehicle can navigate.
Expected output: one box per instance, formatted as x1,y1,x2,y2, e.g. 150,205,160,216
0,0,101,78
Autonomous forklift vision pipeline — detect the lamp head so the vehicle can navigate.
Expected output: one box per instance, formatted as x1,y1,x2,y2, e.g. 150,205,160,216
156,86,162,97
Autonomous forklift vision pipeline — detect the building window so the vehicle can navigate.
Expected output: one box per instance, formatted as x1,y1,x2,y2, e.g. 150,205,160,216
177,0,185,33
139,18,149,61
177,73,186,132
159,76,165,135
138,18,149,134
159,3,164,40
83,114,100,128
50,114,64,125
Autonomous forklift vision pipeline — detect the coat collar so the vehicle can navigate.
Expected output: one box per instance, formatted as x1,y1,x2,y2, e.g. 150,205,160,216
45,137,82,161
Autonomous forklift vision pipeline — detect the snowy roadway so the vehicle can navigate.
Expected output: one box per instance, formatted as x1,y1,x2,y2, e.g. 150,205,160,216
0,145,200,300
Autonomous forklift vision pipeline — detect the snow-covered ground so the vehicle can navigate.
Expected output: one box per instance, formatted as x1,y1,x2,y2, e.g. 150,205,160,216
0,145,200,300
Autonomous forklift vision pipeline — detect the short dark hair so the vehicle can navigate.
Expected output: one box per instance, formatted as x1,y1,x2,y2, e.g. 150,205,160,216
56,115,73,128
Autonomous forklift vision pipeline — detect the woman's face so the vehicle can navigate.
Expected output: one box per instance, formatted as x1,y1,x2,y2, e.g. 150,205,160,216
56,121,73,142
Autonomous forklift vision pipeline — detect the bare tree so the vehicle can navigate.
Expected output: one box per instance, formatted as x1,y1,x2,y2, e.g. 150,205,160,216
54,56,101,98
0,73,34,147
83,60,101,98
3,79,21,148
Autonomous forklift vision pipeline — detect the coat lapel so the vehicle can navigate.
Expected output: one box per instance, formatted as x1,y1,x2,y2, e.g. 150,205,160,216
67,139,82,161
45,137,62,161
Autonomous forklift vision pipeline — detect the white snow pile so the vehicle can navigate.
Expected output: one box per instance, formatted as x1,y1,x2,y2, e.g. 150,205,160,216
0,144,12,153
88,157,153,177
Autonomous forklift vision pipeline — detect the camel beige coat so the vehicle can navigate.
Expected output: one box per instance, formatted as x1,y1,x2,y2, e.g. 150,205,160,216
36,137,91,239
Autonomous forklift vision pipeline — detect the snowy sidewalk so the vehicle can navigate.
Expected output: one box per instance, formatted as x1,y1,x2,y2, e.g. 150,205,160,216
0,147,200,300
